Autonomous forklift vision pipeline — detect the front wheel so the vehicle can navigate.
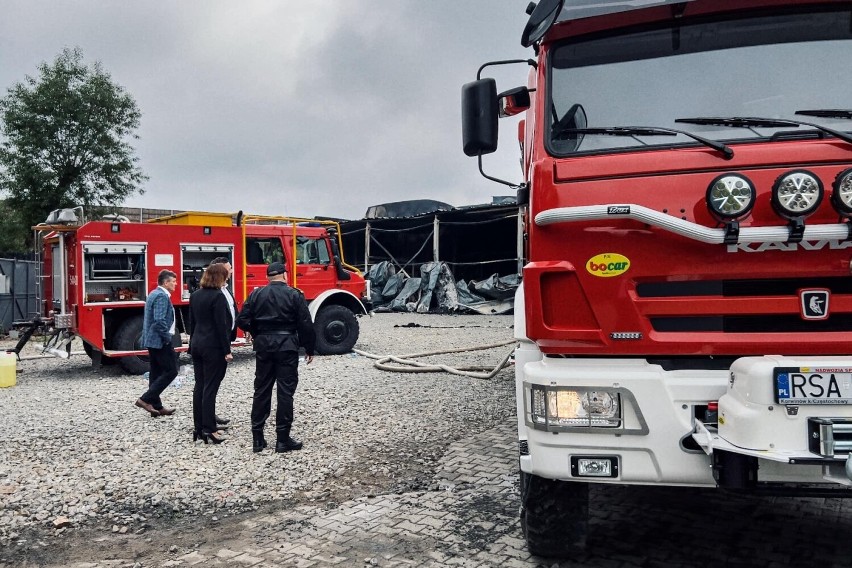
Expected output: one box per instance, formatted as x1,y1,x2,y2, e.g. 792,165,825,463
313,305,359,355
112,316,150,375
520,471,588,557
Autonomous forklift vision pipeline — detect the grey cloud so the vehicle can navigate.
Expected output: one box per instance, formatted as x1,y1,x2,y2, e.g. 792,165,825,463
0,0,531,219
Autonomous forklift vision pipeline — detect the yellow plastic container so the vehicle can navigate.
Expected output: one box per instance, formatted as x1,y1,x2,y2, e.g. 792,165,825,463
0,352,17,388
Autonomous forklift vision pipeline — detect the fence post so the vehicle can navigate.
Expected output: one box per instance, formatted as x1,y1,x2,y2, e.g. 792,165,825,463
433,215,440,263
364,222,371,273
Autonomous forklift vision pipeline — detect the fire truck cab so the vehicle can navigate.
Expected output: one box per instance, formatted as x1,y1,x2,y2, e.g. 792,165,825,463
463,0,852,556
31,210,369,374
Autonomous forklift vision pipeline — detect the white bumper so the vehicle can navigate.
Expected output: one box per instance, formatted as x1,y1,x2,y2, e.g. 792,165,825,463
517,350,852,488
517,354,726,486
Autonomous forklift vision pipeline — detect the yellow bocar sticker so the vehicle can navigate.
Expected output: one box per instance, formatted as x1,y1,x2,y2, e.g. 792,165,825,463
586,253,631,278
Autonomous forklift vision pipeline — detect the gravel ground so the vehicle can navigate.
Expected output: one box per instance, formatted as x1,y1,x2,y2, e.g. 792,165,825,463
0,313,516,553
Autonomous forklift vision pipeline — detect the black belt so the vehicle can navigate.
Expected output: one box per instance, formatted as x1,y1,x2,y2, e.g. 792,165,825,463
257,330,295,336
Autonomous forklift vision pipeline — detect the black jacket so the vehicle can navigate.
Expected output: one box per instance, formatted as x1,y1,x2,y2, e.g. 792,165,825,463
188,287,233,357
236,281,316,356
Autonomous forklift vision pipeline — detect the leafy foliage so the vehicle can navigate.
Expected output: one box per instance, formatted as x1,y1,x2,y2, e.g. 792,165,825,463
0,200,28,253
0,47,146,248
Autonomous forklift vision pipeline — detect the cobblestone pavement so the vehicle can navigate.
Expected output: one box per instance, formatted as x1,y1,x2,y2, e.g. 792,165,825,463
38,423,852,567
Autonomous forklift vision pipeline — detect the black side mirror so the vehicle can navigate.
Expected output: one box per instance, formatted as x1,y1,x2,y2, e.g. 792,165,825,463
462,78,499,156
326,232,351,281
553,103,587,152
498,87,531,118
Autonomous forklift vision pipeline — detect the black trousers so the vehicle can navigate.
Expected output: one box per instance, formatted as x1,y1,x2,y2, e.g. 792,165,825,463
251,350,299,439
192,349,228,435
141,344,178,410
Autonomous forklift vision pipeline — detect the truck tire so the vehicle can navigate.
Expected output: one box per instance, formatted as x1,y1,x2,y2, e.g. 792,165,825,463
520,472,588,557
113,316,150,375
314,305,359,355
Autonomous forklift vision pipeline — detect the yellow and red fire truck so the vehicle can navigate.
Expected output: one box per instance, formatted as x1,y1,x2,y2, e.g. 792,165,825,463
17,209,369,374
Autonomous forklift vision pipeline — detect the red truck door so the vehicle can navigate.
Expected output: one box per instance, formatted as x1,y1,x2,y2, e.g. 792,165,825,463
290,234,336,301
244,235,285,293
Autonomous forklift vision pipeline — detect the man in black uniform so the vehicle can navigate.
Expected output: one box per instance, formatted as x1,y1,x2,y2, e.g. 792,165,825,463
236,262,316,453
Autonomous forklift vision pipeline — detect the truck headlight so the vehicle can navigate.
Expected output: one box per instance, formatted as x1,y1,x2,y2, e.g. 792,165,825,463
706,174,755,220
832,168,852,217
530,385,621,429
772,169,823,219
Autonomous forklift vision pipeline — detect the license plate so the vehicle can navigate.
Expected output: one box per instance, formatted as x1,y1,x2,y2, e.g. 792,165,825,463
774,367,852,404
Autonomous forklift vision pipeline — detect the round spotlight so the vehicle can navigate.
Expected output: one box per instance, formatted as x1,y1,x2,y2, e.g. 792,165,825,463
772,170,823,219
832,168,852,217
706,174,755,220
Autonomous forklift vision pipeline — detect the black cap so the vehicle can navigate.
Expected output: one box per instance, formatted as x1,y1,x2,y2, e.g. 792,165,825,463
266,262,286,276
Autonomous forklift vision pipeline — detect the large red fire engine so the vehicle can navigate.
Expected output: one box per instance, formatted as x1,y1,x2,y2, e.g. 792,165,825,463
17,209,369,374
464,0,852,556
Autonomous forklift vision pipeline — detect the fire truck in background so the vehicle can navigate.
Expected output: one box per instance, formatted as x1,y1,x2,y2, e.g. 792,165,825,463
463,0,852,556
15,209,369,374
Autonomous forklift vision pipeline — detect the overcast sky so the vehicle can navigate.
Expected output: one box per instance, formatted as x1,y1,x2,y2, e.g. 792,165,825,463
0,1,532,220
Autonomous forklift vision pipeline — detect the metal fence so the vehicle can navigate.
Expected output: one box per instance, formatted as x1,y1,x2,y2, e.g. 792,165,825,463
0,258,37,334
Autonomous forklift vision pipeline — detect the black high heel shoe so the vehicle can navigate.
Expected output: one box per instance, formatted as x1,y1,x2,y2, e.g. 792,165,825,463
192,430,201,442
201,431,226,444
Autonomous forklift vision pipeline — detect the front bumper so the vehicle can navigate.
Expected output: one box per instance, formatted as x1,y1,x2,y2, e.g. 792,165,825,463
517,352,852,489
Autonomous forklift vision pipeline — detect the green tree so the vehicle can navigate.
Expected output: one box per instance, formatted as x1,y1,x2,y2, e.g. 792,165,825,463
0,200,27,253
0,47,146,247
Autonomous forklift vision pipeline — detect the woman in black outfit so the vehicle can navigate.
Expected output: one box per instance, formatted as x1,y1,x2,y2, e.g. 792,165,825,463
188,263,233,444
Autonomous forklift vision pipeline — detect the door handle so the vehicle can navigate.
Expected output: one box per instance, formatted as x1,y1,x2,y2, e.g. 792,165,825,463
247,273,256,278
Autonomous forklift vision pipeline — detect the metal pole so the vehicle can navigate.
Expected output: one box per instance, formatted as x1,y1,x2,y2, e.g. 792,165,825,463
433,215,440,263
58,232,67,314
370,235,409,278
292,222,297,289
33,229,42,318
26,259,32,318
10,259,17,321
364,222,371,272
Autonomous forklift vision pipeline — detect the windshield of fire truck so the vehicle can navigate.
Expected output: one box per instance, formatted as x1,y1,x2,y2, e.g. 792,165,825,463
547,8,852,156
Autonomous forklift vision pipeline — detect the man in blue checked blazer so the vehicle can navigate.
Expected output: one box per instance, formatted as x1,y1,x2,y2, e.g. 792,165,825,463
135,269,179,417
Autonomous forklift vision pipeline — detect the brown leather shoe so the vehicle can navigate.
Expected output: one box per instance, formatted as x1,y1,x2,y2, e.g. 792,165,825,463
135,399,160,417
156,407,175,416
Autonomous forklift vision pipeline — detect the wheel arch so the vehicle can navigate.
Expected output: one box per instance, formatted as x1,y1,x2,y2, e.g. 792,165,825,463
308,289,367,321
101,307,145,350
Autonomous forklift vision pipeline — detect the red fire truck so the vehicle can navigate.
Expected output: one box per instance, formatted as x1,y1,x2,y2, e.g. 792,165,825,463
18,209,369,374
463,0,852,556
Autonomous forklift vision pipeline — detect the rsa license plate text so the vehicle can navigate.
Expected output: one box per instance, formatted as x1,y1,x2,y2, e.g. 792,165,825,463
774,367,852,404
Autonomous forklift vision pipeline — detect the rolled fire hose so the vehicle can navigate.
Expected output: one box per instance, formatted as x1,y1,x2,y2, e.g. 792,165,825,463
353,338,517,379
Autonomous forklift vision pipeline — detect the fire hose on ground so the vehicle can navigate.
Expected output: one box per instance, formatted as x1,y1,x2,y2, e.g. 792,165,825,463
353,338,517,379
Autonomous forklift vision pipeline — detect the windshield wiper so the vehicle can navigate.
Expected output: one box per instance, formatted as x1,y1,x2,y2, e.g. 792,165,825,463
675,117,793,129
796,109,852,120
675,116,852,146
555,126,733,159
